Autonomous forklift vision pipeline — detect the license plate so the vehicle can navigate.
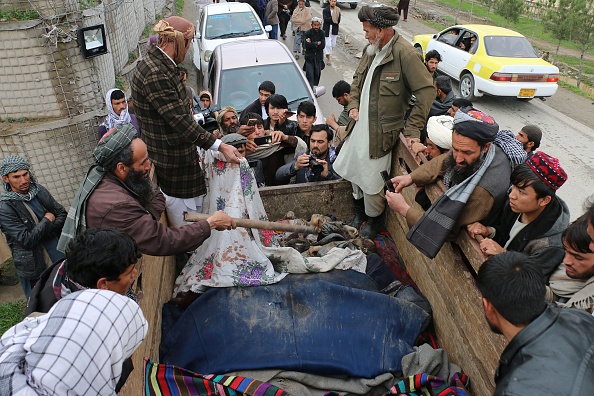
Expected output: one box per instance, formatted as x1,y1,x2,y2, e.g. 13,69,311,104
518,88,535,98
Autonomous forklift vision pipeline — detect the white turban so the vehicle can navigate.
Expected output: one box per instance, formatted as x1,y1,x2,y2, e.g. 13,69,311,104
426,115,453,150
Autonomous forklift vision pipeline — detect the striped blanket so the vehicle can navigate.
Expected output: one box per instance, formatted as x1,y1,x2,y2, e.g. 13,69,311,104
144,358,288,396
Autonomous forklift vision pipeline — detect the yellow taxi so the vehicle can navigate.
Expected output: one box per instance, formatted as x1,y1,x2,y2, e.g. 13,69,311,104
413,24,559,101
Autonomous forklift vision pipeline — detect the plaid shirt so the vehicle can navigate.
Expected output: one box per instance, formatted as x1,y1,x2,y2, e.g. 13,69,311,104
132,46,216,198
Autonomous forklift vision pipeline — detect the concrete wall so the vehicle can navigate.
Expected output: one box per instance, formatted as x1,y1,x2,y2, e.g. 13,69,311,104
0,0,167,120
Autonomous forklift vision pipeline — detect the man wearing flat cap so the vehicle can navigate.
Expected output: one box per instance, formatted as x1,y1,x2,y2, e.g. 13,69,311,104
132,16,239,229
387,107,512,258
0,155,66,299
333,5,435,240
58,124,235,258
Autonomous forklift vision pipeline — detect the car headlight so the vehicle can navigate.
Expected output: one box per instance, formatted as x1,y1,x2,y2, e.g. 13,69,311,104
203,50,212,63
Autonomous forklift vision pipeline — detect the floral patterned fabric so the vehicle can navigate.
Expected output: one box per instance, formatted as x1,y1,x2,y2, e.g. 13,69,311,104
173,151,366,295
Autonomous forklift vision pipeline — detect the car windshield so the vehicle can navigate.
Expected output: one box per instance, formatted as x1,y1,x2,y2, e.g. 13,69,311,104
205,12,263,39
483,36,539,58
219,63,313,112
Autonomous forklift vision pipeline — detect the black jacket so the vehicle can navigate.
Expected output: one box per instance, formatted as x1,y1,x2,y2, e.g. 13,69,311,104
242,99,265,119
303,28,326,61
0,185,66,278
495,304,594,395
322,6,340,36
492,196,569,278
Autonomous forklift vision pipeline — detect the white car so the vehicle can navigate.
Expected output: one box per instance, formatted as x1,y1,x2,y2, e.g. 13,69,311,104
206,40,326,120
192,3,271,82
320,0,359,9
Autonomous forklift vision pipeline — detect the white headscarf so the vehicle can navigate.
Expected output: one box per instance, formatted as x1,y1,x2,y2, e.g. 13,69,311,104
426,115,454,150
0,289,147,395
101,88,132,130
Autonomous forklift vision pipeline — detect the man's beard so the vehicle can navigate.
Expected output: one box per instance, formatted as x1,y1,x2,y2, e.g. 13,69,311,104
443,151,484,186
124,168,155,208
222,123,239,135
366,36,382,56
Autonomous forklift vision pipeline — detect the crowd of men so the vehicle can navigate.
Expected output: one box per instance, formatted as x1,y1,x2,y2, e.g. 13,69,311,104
1,6,594,396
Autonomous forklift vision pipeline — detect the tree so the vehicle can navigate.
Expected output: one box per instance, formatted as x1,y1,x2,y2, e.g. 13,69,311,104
571,0,594,88
543,0,580,64
494,0,525,26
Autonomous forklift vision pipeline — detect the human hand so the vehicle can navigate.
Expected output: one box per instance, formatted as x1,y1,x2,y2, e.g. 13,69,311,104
466,222,492,239
306,38,311,43
391,174,413,193
479,238,505,256
218,142,240,164
386,191,410,217
44,212,55,222
349,108,359,121
270,131,286,143
411,142,427,156
294,153,310,171
318,158,329,178
237,124,255,137
206,210,237,231
246,139,258,152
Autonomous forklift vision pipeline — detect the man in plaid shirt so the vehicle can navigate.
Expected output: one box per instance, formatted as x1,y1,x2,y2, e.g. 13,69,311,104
132,16,239,227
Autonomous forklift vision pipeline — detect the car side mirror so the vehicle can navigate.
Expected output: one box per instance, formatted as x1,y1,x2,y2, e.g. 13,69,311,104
314,85,326,98
433,34,437,39
264,25,272,32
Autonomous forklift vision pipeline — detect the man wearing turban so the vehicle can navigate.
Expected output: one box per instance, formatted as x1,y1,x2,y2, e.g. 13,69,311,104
0,155,66,299
58,124,235,257
387,107,513,257
333,5,435,240
131,17,239,228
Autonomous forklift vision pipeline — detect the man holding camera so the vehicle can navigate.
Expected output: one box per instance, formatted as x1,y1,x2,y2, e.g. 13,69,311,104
276,125,340,184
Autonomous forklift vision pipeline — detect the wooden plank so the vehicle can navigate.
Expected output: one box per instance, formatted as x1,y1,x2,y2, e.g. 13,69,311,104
389,139,505,396
259,179,354,221
118,213,176,396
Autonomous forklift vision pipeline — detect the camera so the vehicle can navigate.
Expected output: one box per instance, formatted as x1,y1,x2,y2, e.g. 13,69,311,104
308,154,324,175
192,100,220,133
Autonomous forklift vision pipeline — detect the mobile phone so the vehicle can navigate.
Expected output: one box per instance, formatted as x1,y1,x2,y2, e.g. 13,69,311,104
380,171,395,193
254,136,272,145
247,118,257,126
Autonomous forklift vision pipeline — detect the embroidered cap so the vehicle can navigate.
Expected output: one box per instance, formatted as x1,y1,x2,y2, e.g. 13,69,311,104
525,151,567,190
453,106,499,144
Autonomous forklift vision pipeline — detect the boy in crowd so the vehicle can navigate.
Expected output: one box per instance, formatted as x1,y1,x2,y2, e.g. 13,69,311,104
467,152,569,278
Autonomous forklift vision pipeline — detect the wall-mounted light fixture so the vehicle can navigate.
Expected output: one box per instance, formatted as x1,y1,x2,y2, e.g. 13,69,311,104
78,24,108,58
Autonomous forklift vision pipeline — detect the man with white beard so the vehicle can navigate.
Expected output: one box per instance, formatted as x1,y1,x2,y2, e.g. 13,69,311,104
333,5,434,239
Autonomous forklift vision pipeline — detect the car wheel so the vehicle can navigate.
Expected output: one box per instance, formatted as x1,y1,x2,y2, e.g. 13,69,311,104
459,73,475,101
414,45,423,56
350,3,357,8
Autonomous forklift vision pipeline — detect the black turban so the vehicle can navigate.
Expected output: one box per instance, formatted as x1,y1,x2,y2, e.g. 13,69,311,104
358,5,400,28
453,106,499,144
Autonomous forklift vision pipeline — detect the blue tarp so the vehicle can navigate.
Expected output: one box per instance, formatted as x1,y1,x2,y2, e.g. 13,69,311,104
160,270,429,378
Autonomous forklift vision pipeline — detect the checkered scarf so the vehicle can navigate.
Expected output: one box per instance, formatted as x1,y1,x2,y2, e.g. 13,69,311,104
100,89,132,131
0,289,147,395
495,130,527,170
0,155,39,202
57,124,137,252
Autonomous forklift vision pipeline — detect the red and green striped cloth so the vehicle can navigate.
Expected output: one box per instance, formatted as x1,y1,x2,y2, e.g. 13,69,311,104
144,358,288,396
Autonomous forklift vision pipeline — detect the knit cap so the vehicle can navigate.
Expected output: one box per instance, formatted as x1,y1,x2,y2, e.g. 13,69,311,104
525,151,567,190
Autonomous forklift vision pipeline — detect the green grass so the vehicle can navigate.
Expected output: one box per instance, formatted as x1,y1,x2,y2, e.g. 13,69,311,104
0,9,40,21
115,75,125,90
176,0,185,16
556,55,594,75
0,300,26,335
559,81,594,101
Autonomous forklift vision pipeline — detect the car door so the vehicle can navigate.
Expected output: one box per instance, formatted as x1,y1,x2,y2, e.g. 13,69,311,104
427,28,461,78
447,29,475,80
